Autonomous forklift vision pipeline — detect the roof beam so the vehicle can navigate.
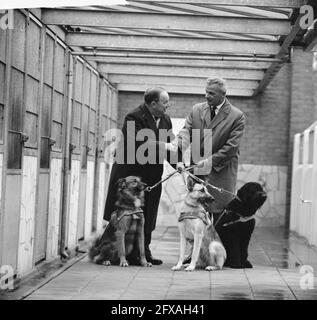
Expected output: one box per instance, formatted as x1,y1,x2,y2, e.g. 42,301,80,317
108,74,259,89
66,33,280,55
86,56,271,69
117,83,254,96
42,9,291,35
98,64,265,80
131,0,307,8
75,50,281,62
254,11,305,95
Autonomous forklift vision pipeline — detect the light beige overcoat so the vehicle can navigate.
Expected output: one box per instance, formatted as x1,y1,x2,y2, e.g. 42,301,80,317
178,98,246,213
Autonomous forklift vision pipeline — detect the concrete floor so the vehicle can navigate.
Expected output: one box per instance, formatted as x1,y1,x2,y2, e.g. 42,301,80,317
20,226,317,300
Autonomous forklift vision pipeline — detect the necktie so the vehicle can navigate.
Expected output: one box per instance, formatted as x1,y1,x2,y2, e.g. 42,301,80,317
210,106,217,122
154,116,160,128
210,107,217,121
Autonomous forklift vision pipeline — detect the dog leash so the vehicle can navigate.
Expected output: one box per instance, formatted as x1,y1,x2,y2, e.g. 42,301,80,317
183,168,254,228
213,209,228,229
145,170,179,192
145,165,256,227
184,169,237,199
145,166,195,192
145,165,237,199
213,208,256,228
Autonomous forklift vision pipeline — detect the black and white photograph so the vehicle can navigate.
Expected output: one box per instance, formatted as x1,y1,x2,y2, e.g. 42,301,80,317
0,0,317,307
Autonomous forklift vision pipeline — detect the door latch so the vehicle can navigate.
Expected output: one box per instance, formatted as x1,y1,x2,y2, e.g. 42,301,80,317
301,199,312,204
69,143,76,153
42,136,56,148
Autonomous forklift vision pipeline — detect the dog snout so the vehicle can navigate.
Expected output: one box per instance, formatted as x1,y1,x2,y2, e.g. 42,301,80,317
204,189,214,201
258,191,267,200
198,193,214,205
141,182,147,189
204,196,215,204
136,182,147,191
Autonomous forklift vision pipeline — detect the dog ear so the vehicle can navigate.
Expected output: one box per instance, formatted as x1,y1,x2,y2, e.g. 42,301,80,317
117,178,126,191
186,176,196,191
255,191,267,208
237,182,255,202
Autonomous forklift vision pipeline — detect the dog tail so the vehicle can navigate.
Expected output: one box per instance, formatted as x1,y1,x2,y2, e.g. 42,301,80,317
88,235,102,261
209,241,227,269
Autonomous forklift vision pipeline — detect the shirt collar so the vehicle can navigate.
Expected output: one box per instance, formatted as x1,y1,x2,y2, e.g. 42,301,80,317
144,104,159,120
214,99,226,113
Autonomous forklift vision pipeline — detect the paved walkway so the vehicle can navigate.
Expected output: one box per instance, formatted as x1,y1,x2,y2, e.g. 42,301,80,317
24,226,317,300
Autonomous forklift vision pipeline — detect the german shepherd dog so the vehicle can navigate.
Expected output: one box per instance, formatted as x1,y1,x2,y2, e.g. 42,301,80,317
172,177,226,272
215,182,267,268
89,176,152,267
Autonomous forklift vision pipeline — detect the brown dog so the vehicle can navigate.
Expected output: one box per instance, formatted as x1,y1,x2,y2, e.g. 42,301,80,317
89,176,151,267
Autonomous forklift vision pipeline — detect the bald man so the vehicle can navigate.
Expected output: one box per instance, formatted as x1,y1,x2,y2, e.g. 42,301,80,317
104,87,179,265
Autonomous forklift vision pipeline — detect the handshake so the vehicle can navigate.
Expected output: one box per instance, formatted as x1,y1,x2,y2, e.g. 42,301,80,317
175,159,210,173
164,142,186,172
164,142,211,174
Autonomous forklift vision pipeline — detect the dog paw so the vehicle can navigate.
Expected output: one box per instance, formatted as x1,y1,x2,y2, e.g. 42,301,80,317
205,266,219,271
140,259,152,267
171,265,182,271
185,265,195,272
103,260,111,266
120,261,129,267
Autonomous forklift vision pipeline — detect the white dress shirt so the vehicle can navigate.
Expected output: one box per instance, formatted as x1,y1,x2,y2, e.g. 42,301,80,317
213,99,226,116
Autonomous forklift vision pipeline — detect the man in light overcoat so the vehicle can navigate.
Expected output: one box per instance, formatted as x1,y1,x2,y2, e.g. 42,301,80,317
170,78,246,267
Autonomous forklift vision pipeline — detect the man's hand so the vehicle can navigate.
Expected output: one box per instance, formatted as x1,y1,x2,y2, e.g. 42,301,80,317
165,141,178,152
196,159,208,168
176,162,185,172
193,159,212,175
102,220,109,229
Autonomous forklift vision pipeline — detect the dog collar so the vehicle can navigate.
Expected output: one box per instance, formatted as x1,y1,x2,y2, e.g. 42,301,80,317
217,209,255,227
178,210,211,226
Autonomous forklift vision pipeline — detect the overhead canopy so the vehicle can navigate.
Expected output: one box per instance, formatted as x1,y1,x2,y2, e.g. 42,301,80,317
41,0,317,97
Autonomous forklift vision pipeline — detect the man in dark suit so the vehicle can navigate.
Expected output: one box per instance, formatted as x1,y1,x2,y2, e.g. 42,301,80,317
103,87,178,265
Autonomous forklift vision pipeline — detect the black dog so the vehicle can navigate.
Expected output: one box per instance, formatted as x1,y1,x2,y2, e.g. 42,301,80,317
214,182,267,269
89,176,152,267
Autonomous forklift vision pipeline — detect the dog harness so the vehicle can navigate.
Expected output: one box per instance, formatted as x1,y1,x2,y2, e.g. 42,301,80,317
115,209,144,222
214,209,255,228
178,210,211,226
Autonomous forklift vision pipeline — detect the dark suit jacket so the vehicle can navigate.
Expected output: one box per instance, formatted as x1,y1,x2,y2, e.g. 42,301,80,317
104,104,179,233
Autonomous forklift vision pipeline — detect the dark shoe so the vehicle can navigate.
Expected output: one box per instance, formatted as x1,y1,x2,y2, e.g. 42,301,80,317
243,260,253,268
146,255,163,265
145,245,163,265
